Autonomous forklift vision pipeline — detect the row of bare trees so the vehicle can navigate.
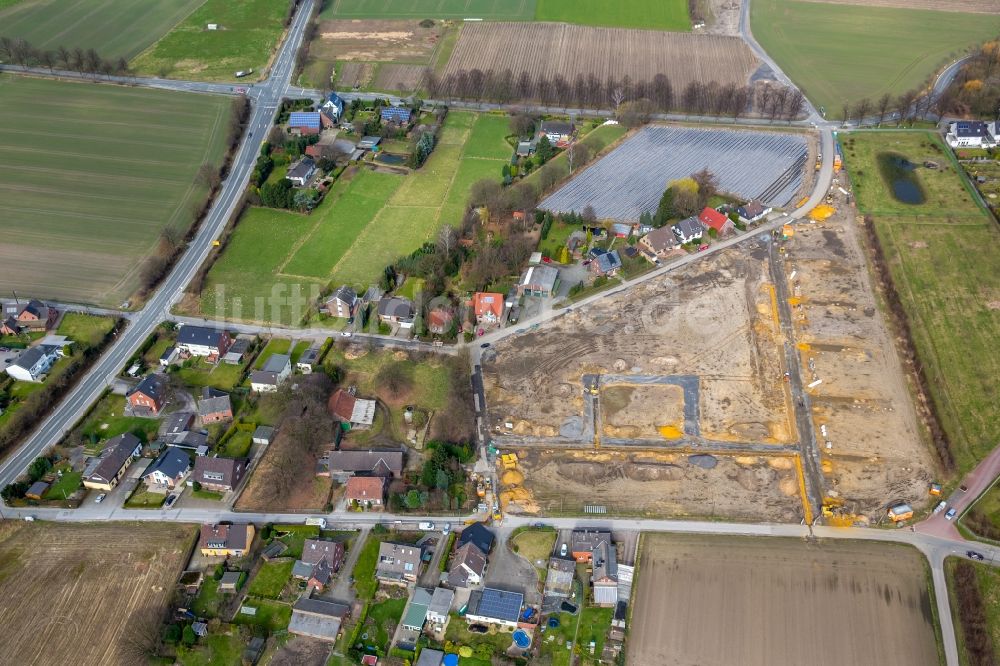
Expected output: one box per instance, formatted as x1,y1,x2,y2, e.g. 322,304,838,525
839,89,945,125
425,68,807,121
0,37,129,80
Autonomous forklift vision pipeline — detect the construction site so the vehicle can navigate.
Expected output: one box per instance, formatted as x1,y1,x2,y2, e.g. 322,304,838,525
484,164,939,523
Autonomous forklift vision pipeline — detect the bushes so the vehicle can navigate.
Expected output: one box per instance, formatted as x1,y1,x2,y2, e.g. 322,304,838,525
953,560,996,665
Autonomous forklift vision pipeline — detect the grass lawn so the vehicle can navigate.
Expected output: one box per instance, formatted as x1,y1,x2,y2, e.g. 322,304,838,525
946,557,1000,665
0,0,204,58
220,431,253,458
173,357,246,391
522,123,628,192
321,0,537,20
537,221,577,261
363,596,407,650
844,131,1000,474
192,489,224,501
463,114,514,160
535,0,689,30
275,524,321,558
575,606,613,662
352,532,383,601
124,487,167,509
253,338,292,368
232,597,292,632
248,560,294,599
0,75,232,307
444,614,515,653
176,627,245,666
79,394,160,446
538,611,578,666
42,469,82,501
511,527,556,578
191,578,222,618
56,313,116,348
751,0,1000,115
131,0,289,81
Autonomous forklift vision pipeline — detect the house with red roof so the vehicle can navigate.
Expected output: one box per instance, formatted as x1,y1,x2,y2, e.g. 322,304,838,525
345,476,385,508
472,293,504,326
698,207,734,237
427,307,455,335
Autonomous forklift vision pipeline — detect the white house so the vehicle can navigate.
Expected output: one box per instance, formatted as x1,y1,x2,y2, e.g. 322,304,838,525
945,120,998,148
250,353,291,393
5,344,62,382
176,325,230,358
287,157,316,186
465,588,523,630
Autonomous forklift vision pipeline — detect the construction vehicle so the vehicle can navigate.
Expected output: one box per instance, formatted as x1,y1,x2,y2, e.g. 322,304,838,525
929,482,942,496
212,240,221,247
500,453,518,470
887,504,914,523
781,224,795,239
476,482,486,498
833,142,843,173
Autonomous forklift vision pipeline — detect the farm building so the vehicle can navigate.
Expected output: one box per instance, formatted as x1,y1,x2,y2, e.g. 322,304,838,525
288,111,321,135
517,265,560,298
380,106,412,124
540,126,808,220
288,598,350,642
328,388,377,429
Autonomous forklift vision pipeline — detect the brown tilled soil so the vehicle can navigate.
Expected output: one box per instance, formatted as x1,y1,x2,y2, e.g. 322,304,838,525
314,19,443,63
629,534,940,666
801,0,1000,12
0,522,196,666
601,384,686,438
784,190,938,514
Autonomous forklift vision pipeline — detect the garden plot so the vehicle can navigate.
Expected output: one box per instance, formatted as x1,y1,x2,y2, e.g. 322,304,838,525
540,125,809,220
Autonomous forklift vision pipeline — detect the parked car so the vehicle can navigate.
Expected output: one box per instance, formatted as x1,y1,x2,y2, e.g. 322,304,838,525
95,493,106,504
945,508,957,521
165,495,178,508
559,543,568,557
968,551,985,561
341,331,352,337
933,501,946,514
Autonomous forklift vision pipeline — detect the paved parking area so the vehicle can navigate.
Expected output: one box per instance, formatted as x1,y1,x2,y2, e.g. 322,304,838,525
486,530,542,607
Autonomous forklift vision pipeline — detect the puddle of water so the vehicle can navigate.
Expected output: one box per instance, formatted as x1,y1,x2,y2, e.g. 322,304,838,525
877,152,926,204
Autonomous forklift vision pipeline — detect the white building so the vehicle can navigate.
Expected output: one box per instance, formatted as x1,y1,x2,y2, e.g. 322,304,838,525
5,344,62,382
250,354,291,393
945,120,998,148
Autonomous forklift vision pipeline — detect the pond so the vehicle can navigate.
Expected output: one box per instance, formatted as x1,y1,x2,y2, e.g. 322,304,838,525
877,152,926,204
375,152,406,166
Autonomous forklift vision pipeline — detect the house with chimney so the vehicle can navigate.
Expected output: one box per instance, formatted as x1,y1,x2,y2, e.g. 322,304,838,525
126,373,168,417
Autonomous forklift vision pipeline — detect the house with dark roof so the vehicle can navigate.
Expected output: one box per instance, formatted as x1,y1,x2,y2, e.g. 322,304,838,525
199,523,254,556
287,157,317,187
198,388,233,424
570,529,611,562
426,587,455,625
737,199,771,224
946,120,998,148
250,354,291,393
698,207,734,236
323,285,358,319
25,480,49,500
83,433,143,491
293,538,345,591
126,373,168,416
672,216,704,245
448,541,487,588
5,345,60,382
176,325,230,358
539,120,574,145
15,299,56,331
465,588,523,629
376,542,423,584
159,412,194,443
297,346,321,373
591,539,618,606
328,389,376,429
222,337,250,364
322,93,344,122
193,456,247,492
252,425,274,445
588,247,622,277
288,597,350,642
459,522,495,555
321,449,403,480
288,111,321,135
518,265,560,298
141,447,191,489
377,296,415,328
345,475,385,508
380,106,412,124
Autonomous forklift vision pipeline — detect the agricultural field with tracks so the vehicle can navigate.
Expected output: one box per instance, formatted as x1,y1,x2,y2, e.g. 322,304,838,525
801,0,1000,12
198,111,510,323
0,521,197,665
751,0,1000,115
842,131,1000,474
540,125,810,219
629,534,940,666
0,0,204,59
130,0,289,80
321,0,537,21
0,75,233,307
443,22,757,92
534,0,690,30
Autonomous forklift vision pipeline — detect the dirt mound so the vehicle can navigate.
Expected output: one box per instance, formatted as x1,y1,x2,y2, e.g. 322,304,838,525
625,464,685,481
731,465,776,492
767,457,794,470
558,461,617,483
779,477,798,496
688,454,718,469
502,470,524,485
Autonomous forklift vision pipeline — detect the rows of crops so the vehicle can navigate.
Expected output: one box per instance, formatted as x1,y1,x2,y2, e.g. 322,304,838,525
540,126,808,220
444,22,758,90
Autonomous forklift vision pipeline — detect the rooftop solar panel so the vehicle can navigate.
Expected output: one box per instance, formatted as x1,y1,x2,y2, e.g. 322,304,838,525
477,588,523,622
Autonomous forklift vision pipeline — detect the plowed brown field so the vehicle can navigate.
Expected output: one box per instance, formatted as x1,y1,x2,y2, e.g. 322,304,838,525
443,22,758,89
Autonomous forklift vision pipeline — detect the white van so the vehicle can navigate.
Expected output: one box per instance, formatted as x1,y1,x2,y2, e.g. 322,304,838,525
418,522,435,530
305,517,327,529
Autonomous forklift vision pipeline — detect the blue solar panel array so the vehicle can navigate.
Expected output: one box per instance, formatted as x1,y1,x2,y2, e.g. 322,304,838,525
477,588,523,622
289,112,321,129
380,106,411,123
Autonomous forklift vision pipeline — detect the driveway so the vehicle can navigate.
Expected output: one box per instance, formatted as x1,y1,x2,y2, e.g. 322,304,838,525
324,527,368,605
487,529,542,607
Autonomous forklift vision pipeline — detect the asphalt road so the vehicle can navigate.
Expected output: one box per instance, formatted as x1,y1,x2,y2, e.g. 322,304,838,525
0,0,316,490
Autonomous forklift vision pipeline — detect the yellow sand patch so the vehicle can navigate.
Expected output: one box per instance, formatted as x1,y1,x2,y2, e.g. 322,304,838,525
658,424,683,439
788,296,802,306
796,342,811,351
767,457,793,470
734,456,760,466
809,204,835,221
779,477,798,496
502,470,524,485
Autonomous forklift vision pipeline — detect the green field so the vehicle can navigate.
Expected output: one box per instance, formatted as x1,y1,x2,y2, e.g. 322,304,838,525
843,131,1000,473
322,0,537,20
535,0,689,30
131,0,288,81
200,111,508,323
0,75,231,307
751,0,1000,116
0,0,204,59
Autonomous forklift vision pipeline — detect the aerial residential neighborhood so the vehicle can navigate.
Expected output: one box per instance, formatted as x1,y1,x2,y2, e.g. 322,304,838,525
0,0,998,664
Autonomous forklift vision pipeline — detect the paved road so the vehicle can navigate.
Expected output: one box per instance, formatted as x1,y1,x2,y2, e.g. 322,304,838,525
0,0,317,490
0,64,256,97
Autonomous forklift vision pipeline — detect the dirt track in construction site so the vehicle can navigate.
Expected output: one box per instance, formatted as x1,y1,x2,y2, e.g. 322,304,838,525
629,534,940,666
783,187,937,516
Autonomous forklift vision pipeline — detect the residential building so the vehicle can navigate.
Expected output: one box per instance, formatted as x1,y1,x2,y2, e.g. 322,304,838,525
199,523,254,557
426,307,454,335
322,93,344,122
380,106,412,124
5,345,60,382
638,226,680,260
945,120,998,148
219,571,243,591
159,345,179,367
159,412,195,443
323,285,358,319
289,598,350,642
321,449,403,480
402,587,432,632
588,248,622,277
250,353,291,393
252,425,275,445
222,337,250,364
328,389,377,429
539,120,574,145
288,111,321,135
472,292,504,326
426,587,455,626
293,539,345,591
14,299,56,331
297,346,321,373
376,542,422,584
83,433,143,490
416,649,445,666
591,539,618,606
345,475,385,508
126,373,168,416
287,157,317,186
672,216,704,244
698,207,734,236
141,447,191,489
0,317,18,335
377,296,415,328
358,136,381,150
737,199,771,224
176,325,230,358
465,588,523,630
448,542,487,588
543,557,575,599
192,456,247,492
198,388,233,424
458,522,495,555
570,529,612,562
516,139,536,157
518,265,560,298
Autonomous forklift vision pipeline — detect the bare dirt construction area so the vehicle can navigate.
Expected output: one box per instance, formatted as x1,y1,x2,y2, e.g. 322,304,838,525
0,521,196,665
601,384,685,439
503,448,803,520
630,534,940,666
784,202,938,515
314,19,444,63
444,22,758,90
271,636,331,666
801,0,1000,12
